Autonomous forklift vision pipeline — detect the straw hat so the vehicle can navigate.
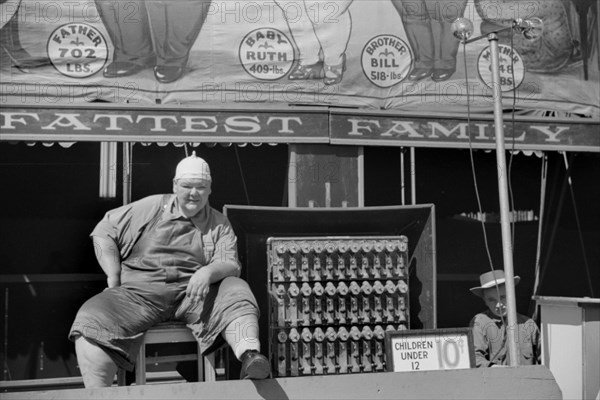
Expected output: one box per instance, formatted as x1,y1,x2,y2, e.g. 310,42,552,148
470,270,520,298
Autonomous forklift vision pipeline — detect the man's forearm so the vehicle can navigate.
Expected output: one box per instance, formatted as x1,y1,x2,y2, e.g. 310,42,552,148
92,236,122,286
204,261,241,283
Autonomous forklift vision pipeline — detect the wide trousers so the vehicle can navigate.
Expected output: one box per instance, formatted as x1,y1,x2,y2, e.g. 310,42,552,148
95,0,212,67
69,277,259,371
392,0,467,69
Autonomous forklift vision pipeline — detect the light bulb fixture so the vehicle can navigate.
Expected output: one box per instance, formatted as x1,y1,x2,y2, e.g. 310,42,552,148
451,17,474,42
514,17,544,40
452,17,543,44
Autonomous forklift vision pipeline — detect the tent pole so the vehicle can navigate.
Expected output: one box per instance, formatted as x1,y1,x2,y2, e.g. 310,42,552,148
288,145,297,207
530,153,548,319
400,148,406,205
410,147,416,205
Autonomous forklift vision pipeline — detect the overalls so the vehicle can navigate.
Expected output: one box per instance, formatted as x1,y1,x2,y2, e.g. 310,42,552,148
69,198,258,371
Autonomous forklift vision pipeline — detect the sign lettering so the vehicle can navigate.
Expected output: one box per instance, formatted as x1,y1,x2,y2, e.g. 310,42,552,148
1,106,598,152
386,328,475,373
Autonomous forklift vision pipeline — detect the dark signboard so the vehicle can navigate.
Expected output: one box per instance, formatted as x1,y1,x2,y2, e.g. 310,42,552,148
0,104,330,143
330,109,600,152
2,105,599,152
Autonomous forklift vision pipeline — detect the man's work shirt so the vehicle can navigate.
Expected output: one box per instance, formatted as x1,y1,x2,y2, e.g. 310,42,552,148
91,194,241,284
470,309,541,367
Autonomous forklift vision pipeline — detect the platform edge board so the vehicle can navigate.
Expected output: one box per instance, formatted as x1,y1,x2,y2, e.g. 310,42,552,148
0,366,561,400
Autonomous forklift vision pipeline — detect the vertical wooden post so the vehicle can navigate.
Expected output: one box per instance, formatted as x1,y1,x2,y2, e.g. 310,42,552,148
122,142,132,205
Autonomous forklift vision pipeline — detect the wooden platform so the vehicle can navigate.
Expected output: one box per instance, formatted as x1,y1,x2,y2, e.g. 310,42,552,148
1,366,561,400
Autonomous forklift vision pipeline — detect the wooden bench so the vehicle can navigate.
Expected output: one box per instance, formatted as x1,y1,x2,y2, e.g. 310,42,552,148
117,322,224,385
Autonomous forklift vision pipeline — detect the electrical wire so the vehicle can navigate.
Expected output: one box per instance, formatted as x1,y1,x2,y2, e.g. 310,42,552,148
462,41,496,273
537,153,571,301
3,288,11,380
508,32,517,247
530,153,548,320
462,39,507,333
561,153,595,297
234,145,251,205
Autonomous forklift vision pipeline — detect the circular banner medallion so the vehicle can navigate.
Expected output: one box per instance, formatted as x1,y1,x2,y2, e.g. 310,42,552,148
239,28,295,81
477,44,525,92
47,23,108,78
362,35,412,88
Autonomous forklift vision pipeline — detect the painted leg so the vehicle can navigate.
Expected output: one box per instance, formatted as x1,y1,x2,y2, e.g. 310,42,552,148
307,0,353,65
430,0,467,81
146,0,212,83
274,0,324,80
306,0,353,84
94,0,154,77
392,0,435,81
75,336,119,388
0,9,50,70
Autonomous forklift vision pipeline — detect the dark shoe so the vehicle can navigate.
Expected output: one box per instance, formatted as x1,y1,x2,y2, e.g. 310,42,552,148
323,54,346,85
408,67,432,81
239,350,270,380
0,15,51,71
288,62,324,80
13,56,51,69
103,61,145,78
431,68,455,82
154,65,185,83
1,49,50,71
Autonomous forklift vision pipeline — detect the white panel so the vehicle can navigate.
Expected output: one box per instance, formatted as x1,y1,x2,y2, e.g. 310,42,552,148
541,303,583,400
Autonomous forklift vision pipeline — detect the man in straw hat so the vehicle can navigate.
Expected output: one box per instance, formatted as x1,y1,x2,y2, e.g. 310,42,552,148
69,152,270,387
469,270,541,367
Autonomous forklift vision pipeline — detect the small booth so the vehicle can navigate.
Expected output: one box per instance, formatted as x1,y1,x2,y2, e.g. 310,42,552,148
535,296,600,400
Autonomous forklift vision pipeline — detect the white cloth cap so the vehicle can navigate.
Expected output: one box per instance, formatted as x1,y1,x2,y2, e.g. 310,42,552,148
174,151,211,181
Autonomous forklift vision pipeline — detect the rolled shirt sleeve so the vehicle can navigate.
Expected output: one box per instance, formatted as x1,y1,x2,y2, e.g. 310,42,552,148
204,213,242,277
92,194,242,282
91,195,167,260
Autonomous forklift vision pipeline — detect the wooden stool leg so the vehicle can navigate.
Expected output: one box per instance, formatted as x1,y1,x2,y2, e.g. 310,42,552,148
136,343,146,385
117,368,127,386
131,325,213,385
197,343,204,382
203,352,217,382
222,348,230,380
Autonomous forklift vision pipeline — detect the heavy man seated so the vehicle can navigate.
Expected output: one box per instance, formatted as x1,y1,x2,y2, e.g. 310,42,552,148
69,152,270,387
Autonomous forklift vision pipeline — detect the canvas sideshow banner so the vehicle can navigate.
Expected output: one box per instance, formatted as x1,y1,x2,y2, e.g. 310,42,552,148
1,0,598,117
